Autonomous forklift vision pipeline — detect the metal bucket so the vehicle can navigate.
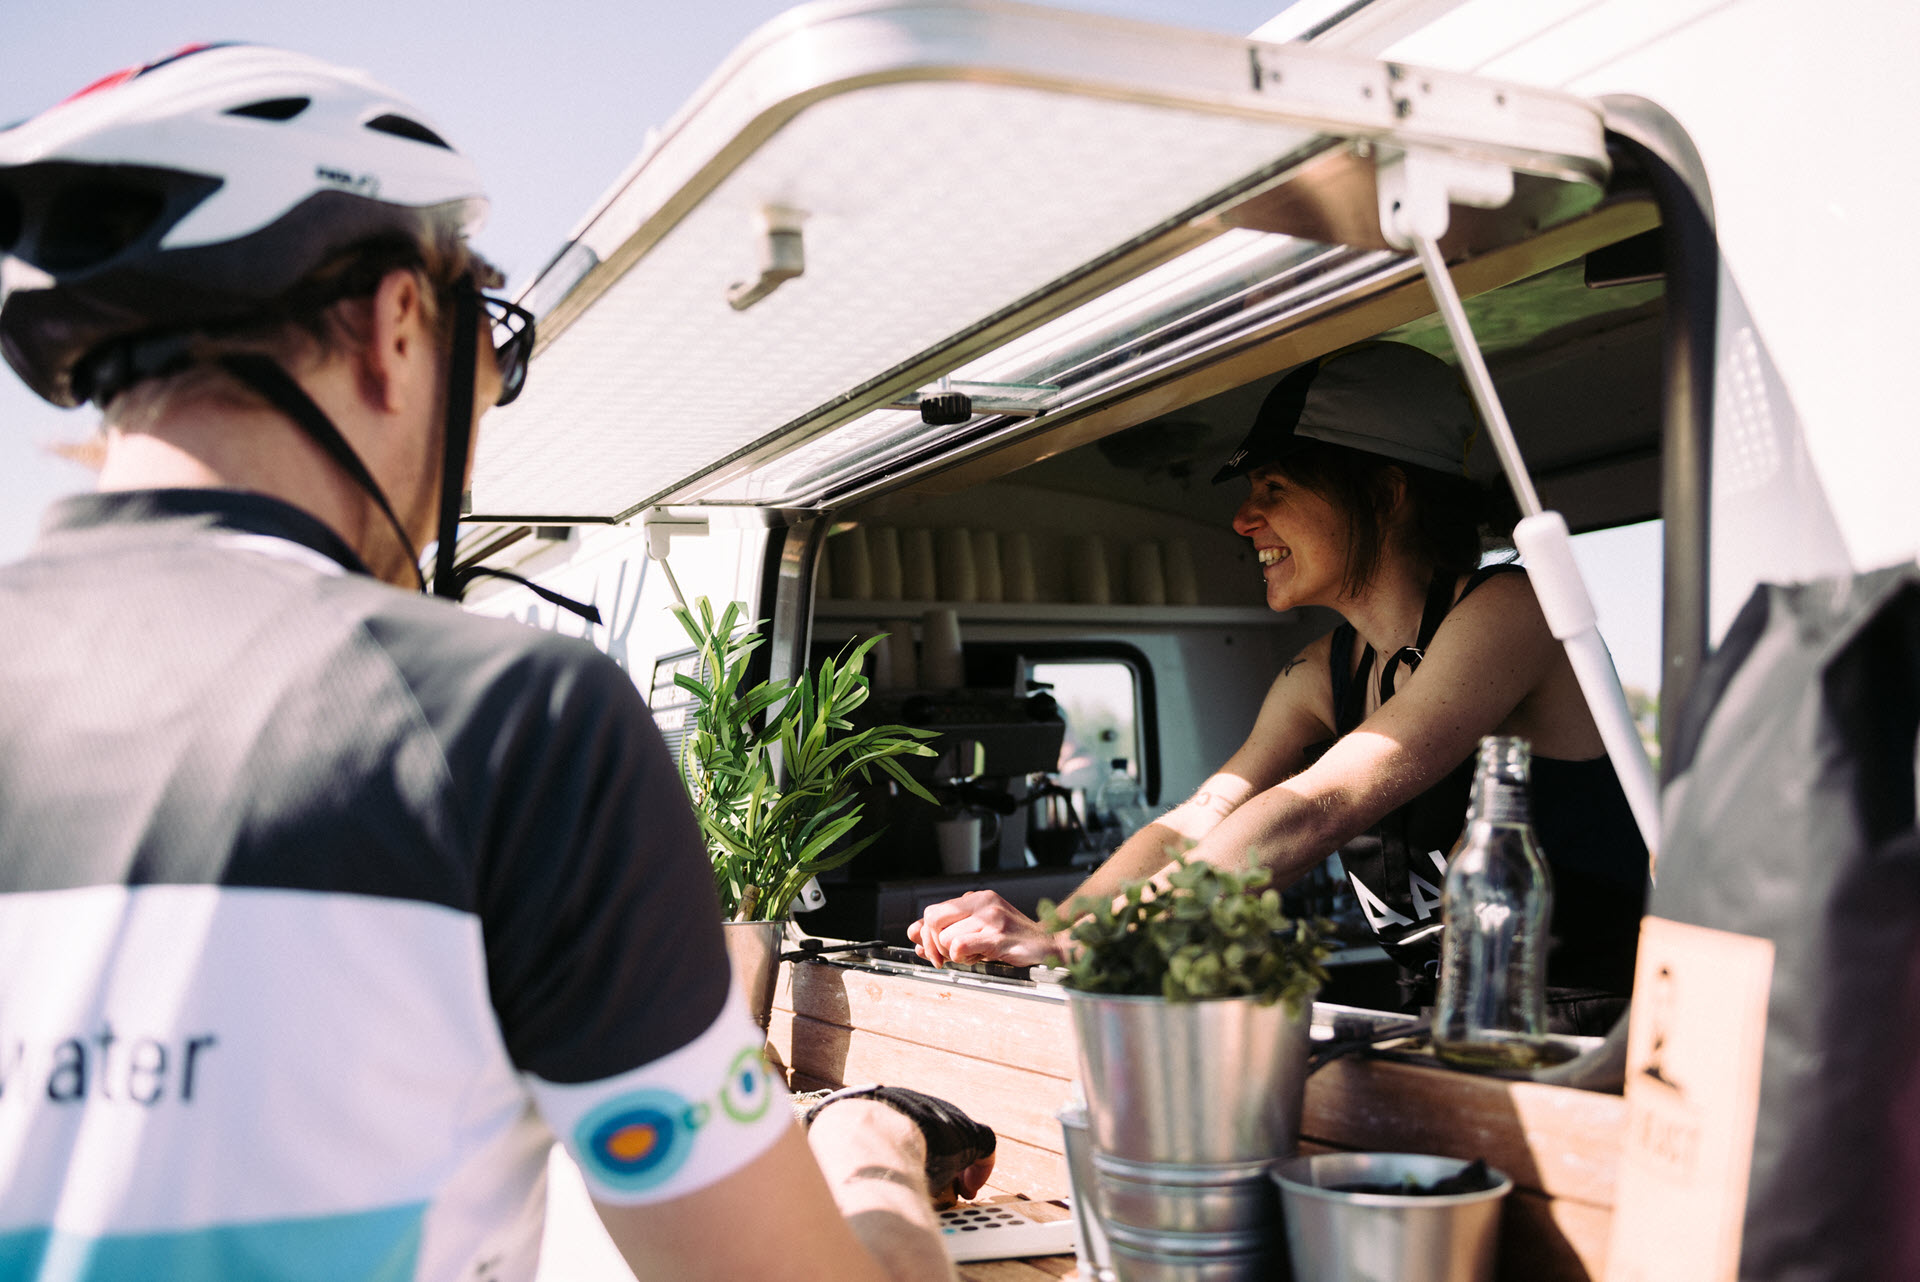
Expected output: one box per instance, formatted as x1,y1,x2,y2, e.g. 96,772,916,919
1092,1151,1279,1234
1067,990,1315,1163
1057,1103,1116,1282
1273,1153,1513,1282
1103,1222,1278,1282
721,920,784,1030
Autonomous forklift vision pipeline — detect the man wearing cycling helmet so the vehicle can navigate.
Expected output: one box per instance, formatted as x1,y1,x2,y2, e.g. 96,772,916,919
0,45,989,1282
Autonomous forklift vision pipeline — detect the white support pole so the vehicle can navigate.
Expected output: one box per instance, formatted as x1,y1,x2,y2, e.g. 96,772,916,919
1378,149,1662,863
643,509,710,610
1513,511,1665,856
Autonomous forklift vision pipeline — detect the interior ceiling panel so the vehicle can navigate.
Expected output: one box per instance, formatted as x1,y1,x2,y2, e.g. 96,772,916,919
985,254,1666,535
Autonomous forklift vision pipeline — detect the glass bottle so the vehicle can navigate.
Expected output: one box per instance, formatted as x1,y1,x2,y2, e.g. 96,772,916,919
1432,736,1554,1069
1094,758,1149,848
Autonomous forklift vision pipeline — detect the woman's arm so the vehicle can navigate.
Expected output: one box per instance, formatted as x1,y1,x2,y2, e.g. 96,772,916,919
910,633,1339,966
1066,636,1337,903
1183,572,1575,884
912,576,1582,964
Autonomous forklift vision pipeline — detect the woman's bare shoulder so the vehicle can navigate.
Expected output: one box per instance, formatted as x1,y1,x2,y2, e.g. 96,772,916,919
1443,566,1549,635
1225,634,1341,790
1255,629,1339,740
1434,566,1604,757
1280,628,1337,680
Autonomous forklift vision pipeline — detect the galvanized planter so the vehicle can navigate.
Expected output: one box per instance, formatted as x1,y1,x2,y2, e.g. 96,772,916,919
1066,989,1316,1164
1273,1153,1514,1282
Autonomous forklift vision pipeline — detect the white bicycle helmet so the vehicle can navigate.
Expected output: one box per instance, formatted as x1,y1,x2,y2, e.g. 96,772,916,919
0,43,487,407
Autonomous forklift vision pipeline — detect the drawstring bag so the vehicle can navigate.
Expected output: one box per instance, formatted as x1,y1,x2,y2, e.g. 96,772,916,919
1652,564,1920,1279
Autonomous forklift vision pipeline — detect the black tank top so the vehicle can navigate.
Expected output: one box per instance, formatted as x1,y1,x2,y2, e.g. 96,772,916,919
1328,565,1646,995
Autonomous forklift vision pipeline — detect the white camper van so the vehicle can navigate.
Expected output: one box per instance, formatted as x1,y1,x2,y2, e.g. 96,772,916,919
460,0,1907,912
464,1,1913,1276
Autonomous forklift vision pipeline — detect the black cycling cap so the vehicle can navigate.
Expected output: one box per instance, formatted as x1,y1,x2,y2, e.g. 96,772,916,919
1212,341,1479,484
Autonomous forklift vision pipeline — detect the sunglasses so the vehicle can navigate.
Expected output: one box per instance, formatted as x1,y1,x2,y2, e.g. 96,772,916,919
479,291,535,406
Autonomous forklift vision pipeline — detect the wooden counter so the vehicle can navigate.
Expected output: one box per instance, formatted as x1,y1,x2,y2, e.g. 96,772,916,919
769,958,1625,1281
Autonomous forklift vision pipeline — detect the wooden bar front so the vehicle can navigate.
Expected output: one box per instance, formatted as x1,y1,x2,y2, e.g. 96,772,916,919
769,959,1624,1281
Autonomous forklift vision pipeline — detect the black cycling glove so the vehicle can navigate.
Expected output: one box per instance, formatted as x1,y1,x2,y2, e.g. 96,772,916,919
803,1084,997,1200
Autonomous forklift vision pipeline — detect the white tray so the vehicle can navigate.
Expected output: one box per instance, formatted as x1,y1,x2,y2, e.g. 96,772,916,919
939,1200,1079,1263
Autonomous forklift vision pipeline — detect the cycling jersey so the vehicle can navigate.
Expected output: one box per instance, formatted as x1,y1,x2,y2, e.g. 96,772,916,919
0,489,788,1281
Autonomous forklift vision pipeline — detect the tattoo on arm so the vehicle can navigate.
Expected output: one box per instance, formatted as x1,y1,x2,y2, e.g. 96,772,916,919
1188,789,1237,817
1279,655,1305,677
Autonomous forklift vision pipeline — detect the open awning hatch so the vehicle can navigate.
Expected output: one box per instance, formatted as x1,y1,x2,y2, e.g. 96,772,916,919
469,0,1609,524
468,0,1658,855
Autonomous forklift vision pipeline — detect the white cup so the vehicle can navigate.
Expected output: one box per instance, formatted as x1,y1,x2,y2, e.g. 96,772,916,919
1072,535,1111,605
921,607,964,688
935,815,982,875
832,526,872,601
1128,541,1166,606
869,526,903,601
1163,537,1199,606
973,529,1003,603
880,618,918,689
1003,532,1038,603
901,528,938,601
852,628,891,687
937,528,978,603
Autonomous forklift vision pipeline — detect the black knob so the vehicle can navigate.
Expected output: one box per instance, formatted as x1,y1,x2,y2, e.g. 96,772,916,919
919,391,973,426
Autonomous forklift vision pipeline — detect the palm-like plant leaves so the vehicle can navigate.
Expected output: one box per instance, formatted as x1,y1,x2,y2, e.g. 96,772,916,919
672,599,937,919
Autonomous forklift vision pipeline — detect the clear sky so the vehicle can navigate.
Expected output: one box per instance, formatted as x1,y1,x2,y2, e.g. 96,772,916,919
0,0,1665,692
0,0,1297,561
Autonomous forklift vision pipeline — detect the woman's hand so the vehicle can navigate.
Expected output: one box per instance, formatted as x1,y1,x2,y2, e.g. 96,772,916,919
907,890,1061,968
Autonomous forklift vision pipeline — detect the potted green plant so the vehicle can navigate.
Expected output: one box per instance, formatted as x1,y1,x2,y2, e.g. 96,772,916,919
671,597,939,1023
1040,856,1329,1162
1040,855,1330,1274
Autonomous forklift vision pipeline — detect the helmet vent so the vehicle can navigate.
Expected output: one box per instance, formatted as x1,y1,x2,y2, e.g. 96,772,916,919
0,187,20,251
226,97,310,122
41,182,166,272
365,114,451,149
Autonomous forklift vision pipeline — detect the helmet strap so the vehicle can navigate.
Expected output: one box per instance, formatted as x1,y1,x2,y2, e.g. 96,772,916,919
418,278,603,626
216,352,426,590
431,282,480,600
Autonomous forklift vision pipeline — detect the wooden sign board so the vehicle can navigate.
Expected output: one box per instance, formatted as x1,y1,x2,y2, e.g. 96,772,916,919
1605,916,1775,1282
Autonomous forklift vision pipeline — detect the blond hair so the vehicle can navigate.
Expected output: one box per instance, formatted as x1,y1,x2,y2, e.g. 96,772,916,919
103,226,499,431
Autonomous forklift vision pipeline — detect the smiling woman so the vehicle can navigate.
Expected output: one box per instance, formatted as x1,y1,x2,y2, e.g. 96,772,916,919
910,341,1649,1033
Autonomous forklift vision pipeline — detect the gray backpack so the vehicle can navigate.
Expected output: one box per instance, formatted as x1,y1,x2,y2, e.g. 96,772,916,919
1656,564,1920,1279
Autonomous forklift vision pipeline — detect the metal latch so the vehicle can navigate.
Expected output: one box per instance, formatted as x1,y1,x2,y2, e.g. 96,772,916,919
642,508,711,608
726,205,806,311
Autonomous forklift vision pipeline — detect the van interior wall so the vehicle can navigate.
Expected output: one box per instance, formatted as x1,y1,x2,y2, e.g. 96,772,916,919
841,484,1252,606
821,481,1336,806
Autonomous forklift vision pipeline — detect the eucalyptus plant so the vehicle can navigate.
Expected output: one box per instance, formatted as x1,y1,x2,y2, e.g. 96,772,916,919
672,597,939,921
1039,852,1330,1010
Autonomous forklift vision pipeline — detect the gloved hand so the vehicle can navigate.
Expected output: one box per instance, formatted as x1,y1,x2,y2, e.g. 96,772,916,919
803,1084,998,1204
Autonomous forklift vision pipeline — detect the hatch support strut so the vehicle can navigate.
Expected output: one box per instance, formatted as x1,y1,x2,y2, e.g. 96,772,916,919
1377,147,1663,867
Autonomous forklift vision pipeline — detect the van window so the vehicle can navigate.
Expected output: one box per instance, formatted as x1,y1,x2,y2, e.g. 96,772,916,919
1030,660,1142,797
646,646,709,784
1568,517,1663,771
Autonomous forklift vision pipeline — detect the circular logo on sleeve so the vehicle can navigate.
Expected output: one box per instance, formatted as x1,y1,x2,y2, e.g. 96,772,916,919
719,1046,773,1123
575,1089,700,1194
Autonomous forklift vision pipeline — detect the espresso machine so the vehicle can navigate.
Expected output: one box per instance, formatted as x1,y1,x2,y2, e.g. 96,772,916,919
795,685,1083,944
